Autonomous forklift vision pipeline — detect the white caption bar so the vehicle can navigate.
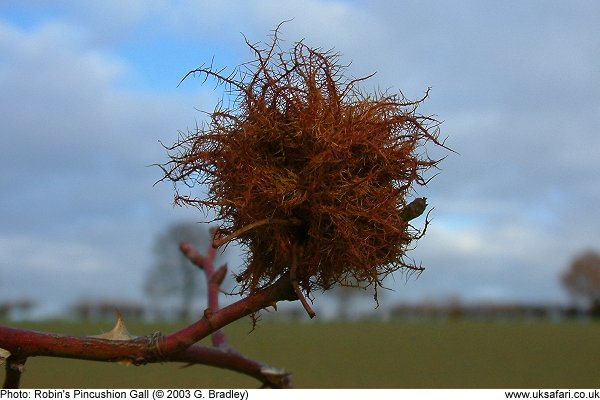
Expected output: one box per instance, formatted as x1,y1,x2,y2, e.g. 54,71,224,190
1,389,598,400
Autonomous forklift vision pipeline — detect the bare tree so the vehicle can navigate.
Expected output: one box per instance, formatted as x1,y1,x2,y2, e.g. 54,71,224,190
145,221,227,320
562,250,600,317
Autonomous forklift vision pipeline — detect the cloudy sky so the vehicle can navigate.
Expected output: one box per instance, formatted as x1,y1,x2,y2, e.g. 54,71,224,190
1,1,599,318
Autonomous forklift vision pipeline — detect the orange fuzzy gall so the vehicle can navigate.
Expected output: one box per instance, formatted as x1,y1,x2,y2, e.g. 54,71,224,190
160,26,449,300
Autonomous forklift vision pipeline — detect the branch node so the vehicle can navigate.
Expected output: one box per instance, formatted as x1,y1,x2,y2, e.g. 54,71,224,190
203,308,216,329
3,355,27,389
144,331,167,364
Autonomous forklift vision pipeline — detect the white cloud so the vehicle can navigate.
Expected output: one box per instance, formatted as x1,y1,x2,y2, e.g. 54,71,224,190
0,234,105,273
0,21,126,173
0,18,208,184
0,18,211,314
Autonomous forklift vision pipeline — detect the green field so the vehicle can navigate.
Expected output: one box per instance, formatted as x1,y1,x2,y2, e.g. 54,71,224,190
3,319,600,388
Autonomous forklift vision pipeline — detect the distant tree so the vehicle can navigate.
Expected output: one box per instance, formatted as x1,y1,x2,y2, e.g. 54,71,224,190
144,221,226,320
562,250,600,317
71,299,145,321
326,276,369,320
331,286,360,320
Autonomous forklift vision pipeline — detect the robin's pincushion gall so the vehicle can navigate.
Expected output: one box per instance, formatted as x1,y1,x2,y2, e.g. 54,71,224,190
160,26,448,312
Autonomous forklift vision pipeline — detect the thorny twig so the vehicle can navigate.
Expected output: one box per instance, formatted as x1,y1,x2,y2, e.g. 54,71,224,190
0,240,297,388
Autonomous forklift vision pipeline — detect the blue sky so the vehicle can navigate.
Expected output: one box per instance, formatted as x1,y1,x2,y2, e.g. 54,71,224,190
1,1,600,318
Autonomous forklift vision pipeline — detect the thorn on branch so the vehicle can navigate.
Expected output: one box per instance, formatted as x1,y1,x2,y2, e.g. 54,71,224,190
93,310,136,342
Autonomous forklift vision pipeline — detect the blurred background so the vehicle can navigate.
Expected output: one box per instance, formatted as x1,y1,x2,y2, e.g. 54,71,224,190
1,1,600,322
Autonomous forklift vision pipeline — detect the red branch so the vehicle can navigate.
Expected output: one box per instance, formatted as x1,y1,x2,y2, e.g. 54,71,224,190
0,325,290,387
179,236,229,348
0,241,298,388
158,271,296,355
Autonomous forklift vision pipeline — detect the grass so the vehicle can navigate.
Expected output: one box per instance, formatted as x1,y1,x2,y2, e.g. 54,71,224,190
2,319,600,388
